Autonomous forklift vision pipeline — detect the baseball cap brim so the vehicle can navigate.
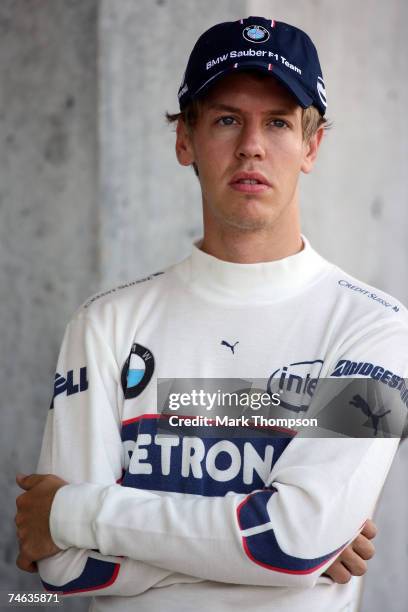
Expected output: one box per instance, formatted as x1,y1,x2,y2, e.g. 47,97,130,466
191,61,314,110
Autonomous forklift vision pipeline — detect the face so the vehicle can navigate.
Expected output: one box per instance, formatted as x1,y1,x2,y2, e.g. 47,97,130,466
176,72,323,235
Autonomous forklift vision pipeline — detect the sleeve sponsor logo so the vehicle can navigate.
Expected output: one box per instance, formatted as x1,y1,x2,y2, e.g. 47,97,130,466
330,359,408,408
51,367,88,408
338,280,400,312
349,394,391,436
83,272,164,309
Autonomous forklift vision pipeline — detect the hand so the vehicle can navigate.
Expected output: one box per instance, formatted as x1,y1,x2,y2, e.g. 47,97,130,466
15,473,68,573
324,519,377,584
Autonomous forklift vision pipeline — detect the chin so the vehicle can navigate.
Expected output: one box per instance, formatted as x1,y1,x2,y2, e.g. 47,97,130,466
221,213,273,232
221,201,278,231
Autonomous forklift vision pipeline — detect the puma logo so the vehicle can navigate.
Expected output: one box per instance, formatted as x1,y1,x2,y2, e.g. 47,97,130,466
221,340,239,354
349,394,391,436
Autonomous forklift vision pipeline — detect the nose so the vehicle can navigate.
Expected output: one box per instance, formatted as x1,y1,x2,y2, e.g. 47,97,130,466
235,122,266,160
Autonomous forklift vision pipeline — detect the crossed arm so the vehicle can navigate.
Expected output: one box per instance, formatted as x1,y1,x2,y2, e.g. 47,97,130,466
15,472,377,587
15,314,404,594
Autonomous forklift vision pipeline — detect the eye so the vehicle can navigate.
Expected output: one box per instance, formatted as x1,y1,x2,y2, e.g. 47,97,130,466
270,119,288,129
216,116,238,126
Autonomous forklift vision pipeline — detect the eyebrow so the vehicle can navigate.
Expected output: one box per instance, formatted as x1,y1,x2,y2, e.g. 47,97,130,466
206,103,296,115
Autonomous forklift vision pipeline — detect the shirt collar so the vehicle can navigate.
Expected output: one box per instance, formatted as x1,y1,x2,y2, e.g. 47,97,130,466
173,236,332,304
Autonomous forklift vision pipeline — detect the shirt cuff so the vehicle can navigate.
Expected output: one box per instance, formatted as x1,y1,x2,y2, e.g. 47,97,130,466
50,483,106,551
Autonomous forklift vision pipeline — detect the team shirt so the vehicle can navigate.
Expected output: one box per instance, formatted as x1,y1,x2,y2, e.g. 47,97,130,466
37,237,408,612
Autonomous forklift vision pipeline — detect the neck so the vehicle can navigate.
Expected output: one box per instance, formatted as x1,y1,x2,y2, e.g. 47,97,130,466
200,201,303,264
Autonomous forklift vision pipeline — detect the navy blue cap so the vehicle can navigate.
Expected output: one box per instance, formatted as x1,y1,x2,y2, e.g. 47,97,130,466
178,17,327,116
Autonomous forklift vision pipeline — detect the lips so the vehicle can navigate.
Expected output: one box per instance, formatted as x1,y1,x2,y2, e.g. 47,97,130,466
229,171,271,193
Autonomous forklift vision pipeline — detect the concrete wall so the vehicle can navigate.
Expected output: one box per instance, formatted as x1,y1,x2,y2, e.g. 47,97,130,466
1,1,98,610
1,1,406,610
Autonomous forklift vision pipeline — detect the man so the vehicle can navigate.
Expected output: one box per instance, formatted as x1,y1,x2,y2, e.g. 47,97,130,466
15,16,407,612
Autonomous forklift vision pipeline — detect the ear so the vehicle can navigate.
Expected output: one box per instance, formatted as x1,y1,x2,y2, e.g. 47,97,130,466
301,126,324,174
175,119,195,166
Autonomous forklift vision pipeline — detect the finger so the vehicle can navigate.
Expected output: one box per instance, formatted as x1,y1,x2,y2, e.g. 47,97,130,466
340,547,368,576
325,561,352,584
16,474,45,491
16,474,31,490
16,554,38,574
361,519,377,540
352,534,376,560
15,491,28,511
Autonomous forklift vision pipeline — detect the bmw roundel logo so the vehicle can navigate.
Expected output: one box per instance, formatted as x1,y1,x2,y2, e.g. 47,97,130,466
121,343,155,399
243,24,270,43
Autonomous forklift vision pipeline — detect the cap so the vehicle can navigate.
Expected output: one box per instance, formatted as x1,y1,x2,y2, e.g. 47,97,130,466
178,17,327,116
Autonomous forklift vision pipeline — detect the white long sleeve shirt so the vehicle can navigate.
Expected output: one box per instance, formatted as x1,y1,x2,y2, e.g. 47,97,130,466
37,238,408,611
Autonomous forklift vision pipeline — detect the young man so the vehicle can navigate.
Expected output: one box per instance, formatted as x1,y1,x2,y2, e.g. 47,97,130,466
15,17,407,612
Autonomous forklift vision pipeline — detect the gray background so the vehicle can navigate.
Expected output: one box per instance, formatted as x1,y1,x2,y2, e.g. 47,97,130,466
1,0,407,610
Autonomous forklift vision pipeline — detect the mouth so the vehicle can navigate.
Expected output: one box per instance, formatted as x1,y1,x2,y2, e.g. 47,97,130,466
229,172,271,194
